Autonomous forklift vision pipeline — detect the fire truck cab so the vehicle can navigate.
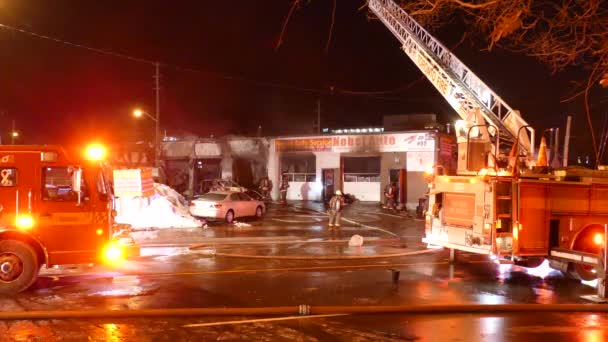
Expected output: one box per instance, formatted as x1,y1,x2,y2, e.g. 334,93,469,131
0,145,134,294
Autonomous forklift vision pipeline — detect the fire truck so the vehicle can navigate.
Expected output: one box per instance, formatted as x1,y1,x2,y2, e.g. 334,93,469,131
368,0,608,283
0,144,137,294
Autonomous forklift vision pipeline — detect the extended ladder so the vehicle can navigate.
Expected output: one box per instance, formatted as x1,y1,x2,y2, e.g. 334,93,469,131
368,0,534,158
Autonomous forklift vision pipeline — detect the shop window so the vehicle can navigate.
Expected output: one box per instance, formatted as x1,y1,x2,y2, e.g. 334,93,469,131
343,157,380,182
280,154,316,182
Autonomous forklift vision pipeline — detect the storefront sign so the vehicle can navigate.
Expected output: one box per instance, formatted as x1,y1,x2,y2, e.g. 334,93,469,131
275,133,435,153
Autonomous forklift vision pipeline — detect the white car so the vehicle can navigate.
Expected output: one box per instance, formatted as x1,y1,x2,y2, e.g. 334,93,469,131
189,191,265,223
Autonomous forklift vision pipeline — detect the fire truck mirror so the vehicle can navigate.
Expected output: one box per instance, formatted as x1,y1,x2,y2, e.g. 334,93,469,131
71,168,83,205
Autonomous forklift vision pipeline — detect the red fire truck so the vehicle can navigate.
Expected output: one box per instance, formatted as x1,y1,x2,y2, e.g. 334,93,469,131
368,0,608,288
0,144,137,294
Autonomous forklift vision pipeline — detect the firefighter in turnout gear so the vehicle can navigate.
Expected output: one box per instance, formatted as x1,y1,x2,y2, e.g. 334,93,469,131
279,174,289,205
328,190,345,228
258,177,272,201
383,182,397,210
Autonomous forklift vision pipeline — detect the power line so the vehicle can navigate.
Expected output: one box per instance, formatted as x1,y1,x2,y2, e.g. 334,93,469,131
0,22,153,65
0,21,419,101
0,22,323,94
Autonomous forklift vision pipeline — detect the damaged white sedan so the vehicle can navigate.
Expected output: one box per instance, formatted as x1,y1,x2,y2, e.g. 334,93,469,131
189,191,265,223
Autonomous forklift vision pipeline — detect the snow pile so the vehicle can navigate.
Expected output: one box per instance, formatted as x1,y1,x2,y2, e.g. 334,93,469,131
348,234,364,247
233,221,252,228
115,183,203,229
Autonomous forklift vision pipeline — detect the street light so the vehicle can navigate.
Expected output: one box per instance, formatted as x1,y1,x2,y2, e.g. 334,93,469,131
10,131,18,145
132,108,160,167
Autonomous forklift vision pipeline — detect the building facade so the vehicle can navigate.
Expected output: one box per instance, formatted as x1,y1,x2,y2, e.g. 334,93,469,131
269,131,455,210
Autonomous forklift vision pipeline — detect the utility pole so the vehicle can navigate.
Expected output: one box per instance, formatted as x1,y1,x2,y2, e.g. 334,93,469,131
154,62,161,167
10,119,15,145
563,115,572,167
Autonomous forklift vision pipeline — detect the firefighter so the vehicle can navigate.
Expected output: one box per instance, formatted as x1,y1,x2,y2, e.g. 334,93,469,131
328,189,345,228
279,174,289,205
258,177,272,201
384,182,397,210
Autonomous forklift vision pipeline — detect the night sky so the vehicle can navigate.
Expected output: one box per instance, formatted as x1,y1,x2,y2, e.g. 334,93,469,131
0,1,597,160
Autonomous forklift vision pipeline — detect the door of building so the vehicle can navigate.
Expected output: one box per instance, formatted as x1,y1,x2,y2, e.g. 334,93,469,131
389,168,407,206
321,168,335,202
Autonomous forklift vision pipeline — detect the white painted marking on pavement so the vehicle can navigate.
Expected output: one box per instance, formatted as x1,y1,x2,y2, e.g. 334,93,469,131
183,314,347,328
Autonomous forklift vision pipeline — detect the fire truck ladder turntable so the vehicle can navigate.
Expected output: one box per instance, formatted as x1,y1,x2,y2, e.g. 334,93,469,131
368,0,535,161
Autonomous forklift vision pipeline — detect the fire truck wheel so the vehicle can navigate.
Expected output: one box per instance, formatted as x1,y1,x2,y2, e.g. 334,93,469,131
0,240,39,294
514,257,544,269
569,263,597,281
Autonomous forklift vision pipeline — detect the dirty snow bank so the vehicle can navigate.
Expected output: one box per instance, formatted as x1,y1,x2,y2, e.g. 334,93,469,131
115,183,203,229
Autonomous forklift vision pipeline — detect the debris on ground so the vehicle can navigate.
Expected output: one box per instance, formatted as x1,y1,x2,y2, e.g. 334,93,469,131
348,234,364,247
115,183,203,229
233,221,252,228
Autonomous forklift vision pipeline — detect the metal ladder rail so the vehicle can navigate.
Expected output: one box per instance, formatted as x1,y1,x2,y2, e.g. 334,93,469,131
369,0,514,144
369,0,533,155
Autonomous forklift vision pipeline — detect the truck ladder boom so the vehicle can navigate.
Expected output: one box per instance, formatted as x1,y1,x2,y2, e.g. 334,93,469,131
368,0,533,156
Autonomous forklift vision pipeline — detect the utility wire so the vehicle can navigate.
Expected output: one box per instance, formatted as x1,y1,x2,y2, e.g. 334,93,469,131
0,21,323,94
0,21,417,101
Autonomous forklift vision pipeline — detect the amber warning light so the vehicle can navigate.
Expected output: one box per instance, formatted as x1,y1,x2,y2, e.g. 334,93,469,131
85,144,107,161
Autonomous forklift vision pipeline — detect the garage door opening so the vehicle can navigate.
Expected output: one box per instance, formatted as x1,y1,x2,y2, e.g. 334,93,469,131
343,156,381,202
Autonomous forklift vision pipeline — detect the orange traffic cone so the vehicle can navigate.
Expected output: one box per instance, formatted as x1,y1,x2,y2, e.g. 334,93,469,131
536,136,548,168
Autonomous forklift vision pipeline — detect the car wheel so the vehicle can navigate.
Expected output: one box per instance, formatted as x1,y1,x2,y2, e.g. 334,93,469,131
0,240,40,294
225,210,235,224
255,206,264,218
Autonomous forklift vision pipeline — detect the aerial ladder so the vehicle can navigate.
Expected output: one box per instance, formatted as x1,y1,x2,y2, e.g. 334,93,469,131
368,0,535,173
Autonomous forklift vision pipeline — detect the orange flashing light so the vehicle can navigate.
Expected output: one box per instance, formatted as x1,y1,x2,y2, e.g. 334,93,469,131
15,215,35,230
594,233,604,246
85,144,107,161
102,242,125,265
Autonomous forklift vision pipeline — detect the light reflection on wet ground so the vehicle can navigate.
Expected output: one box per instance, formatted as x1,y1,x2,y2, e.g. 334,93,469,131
0,202,603,340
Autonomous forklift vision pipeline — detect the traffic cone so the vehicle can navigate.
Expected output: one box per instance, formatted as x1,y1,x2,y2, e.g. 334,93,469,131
536,136,548,168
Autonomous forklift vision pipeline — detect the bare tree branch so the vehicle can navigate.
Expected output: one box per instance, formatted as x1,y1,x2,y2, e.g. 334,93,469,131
394,0,608,163
325,0,337,53
275,0,301,51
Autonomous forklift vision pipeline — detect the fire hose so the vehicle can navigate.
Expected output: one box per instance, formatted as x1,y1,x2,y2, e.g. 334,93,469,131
2,304,608,320
194,247,436,260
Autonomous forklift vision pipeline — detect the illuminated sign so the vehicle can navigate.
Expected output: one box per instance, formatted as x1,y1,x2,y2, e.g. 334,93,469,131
275,133,435,153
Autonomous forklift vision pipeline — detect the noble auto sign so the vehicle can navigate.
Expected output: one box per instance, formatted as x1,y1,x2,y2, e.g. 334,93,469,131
275,133,435,153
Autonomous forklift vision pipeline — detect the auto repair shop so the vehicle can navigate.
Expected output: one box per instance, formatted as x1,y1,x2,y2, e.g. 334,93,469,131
268,131,454,209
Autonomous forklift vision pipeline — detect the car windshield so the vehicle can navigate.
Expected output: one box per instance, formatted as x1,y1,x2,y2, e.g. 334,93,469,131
195,193,227,201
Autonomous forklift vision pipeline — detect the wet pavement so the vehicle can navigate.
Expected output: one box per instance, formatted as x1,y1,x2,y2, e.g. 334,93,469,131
1,201,606,341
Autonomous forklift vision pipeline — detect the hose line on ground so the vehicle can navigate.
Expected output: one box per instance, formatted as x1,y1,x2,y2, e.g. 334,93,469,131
4,304,608,320
188,237,400,250
203,248,436,260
